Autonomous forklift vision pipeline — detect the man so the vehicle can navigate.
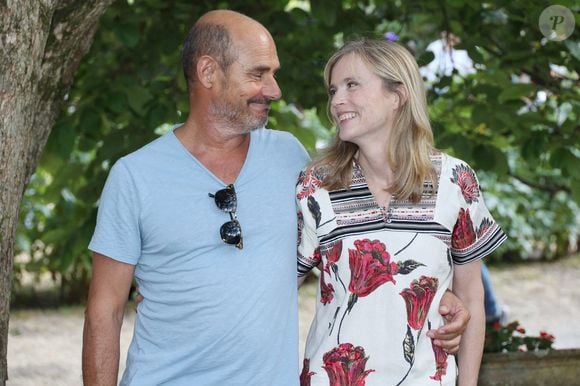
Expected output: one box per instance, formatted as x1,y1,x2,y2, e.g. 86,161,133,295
82,10,468,386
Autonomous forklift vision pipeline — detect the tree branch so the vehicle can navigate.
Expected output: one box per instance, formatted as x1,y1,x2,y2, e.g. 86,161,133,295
508,172,570,196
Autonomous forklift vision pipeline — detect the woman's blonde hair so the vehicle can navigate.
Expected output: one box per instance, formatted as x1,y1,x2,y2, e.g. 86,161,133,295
312,39,437,202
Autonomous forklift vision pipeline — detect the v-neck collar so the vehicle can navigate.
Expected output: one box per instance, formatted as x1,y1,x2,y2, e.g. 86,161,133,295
352,159,395,210
169,126,255,187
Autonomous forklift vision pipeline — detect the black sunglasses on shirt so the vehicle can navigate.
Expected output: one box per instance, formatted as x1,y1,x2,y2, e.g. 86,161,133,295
208,184,243,249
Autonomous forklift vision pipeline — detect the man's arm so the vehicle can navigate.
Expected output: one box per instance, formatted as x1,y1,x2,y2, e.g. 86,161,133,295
82,252,135,386
427,287,471,353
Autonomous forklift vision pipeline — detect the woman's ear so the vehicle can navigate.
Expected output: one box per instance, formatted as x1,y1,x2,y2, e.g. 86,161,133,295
197,55,218,88
395,85,409,109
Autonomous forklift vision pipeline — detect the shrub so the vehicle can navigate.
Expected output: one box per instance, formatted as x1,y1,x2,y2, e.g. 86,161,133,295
484,320,555,353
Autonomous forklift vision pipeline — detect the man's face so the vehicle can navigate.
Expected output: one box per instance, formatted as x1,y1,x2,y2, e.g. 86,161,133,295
211,32,282,133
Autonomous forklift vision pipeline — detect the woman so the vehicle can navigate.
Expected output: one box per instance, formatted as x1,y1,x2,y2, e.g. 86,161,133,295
297,39,506,386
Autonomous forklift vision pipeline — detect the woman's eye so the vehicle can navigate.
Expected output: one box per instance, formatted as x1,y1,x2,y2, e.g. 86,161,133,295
347,81,357,88
328,88,336,96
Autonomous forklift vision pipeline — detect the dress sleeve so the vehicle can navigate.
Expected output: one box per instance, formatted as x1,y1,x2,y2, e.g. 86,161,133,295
296,169,322,277
448,160,507,265
88,159,142,265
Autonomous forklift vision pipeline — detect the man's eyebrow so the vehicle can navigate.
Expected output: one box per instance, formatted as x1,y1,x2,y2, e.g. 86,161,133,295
251,65,280,73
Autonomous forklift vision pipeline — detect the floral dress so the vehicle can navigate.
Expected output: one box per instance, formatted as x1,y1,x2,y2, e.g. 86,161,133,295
297,152,506,386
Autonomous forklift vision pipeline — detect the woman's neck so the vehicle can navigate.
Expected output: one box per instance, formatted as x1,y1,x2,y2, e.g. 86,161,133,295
356,149,393,186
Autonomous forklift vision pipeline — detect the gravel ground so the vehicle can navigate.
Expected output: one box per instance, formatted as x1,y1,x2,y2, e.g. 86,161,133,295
7,255,580,386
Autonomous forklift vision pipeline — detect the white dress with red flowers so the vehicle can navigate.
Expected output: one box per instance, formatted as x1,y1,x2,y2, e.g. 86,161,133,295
297,152,506,386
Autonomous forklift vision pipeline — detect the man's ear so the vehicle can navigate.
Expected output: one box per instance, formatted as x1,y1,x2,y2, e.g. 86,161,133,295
197,55,218,88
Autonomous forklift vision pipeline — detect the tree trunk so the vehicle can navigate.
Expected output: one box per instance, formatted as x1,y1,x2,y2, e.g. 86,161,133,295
0,1,115,383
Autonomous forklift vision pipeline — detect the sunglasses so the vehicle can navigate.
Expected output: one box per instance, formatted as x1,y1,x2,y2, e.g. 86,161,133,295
208,184,243,249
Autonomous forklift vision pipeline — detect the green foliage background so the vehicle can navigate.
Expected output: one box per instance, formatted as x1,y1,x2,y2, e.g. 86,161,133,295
13,0,579,302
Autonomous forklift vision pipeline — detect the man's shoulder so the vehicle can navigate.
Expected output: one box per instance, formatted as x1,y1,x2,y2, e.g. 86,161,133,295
255,127,300,145
254,127,309,160
119,130,174,166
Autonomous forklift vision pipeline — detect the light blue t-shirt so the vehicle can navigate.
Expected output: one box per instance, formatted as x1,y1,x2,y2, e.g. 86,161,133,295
89,127,310,385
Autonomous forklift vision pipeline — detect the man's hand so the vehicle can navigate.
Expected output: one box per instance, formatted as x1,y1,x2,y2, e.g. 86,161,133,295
427,289,471,354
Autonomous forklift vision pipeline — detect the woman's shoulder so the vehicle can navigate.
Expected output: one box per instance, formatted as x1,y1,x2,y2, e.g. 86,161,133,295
296,165,330,198
435,151,472,168
433,151,478,178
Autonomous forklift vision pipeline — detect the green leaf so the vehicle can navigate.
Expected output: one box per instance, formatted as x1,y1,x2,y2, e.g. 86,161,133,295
108,91,128,114
113,24,140,48
125,86,153,115
466,45,484,64
436,133,473,159
80,109,103,136
417,51,435,67
311,0,337,26
551,148,580,178
472,145,508,174
564,40,580,61
571,178,580,205
522,134,548,162
498,84,535,103
43,123,75,165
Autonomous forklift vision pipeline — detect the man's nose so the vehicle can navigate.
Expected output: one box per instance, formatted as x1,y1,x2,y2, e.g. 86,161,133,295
264,76,282,101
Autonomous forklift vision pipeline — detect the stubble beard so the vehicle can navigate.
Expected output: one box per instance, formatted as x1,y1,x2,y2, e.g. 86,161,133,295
211,97,269,135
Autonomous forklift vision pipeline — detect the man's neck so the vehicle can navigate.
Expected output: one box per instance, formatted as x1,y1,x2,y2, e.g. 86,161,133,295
174,121,251,185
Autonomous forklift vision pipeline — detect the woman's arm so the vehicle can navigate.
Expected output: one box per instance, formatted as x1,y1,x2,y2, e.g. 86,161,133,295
453,260,485,386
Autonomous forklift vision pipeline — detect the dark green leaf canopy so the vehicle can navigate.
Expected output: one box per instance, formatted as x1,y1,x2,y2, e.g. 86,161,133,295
16,0,579,298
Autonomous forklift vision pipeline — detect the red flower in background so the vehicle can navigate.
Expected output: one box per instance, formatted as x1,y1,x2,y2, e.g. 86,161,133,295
429,338,449,381
450,163,480,204
300,358,315,386
348,239,398,298
540,331,555,342
322,343,375,386
400,276,439,330
452,208,476,250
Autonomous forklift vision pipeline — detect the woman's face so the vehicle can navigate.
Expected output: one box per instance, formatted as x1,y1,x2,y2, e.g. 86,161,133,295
328,53,400,147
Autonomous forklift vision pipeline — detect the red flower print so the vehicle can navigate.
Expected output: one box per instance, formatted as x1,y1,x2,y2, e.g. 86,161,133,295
322,343,375,386
324,240,343,274
320,272,335,305
297,170,323,199
452,208,476,250
450,163,480,204
429,338,449,381
400,276,439,330
300,358,315,386
477,217,493,238
303,247,321,269
348,239,398,298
